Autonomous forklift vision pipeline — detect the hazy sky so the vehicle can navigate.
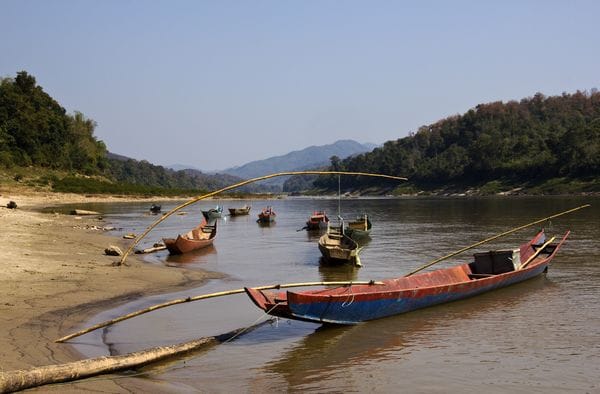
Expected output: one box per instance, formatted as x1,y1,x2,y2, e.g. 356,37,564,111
2,1,599,171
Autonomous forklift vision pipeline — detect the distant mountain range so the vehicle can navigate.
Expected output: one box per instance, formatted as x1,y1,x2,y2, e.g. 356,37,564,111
218,139,377,189
166,139,377,191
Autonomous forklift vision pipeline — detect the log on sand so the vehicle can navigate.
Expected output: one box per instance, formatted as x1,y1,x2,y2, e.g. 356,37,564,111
0,324,264,393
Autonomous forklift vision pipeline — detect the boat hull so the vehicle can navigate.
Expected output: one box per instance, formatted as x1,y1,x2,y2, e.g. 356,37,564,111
163,218,217,255
318,231,360,266
247,230,569,324
163,236,214,255
289,261,549,324
229,206,251,216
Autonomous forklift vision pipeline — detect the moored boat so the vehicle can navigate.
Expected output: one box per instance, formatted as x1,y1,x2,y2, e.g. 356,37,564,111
228,205,251,216
318,221,361,266
345,214,372,238
305,210,329,231
257,206,276,223
163,217,217,255
246,230,569,324
202,205,223,219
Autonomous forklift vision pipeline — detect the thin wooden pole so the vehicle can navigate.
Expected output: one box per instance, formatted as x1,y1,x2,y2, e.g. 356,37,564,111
519,236,556,270
119,171,406,265
55,280,383,343
404,204,590,277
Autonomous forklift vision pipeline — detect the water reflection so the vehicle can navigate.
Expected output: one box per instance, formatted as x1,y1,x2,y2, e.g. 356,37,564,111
318,263,359,282
164,245,217,265
74,196,599,393
262,275,552,391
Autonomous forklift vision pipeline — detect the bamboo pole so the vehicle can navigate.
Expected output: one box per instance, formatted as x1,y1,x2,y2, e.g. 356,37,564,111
519,236,556,270
2,323,265,393
118,171,407,265
55,280,383,343
404,204,590,277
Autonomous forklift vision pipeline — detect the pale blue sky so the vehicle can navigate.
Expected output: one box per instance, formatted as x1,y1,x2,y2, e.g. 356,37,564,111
1,1,598,170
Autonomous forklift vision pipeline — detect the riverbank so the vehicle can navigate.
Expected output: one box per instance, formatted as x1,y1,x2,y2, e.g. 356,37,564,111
0,191,223,392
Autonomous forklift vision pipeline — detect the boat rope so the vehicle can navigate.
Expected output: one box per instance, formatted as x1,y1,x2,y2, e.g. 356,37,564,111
342,290,355,307
220,305,280,345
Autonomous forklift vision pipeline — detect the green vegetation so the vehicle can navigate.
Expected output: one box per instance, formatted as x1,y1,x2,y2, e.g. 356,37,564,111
2,71,598,196
0,71,247,195
0,72,107,171
312,91,600,194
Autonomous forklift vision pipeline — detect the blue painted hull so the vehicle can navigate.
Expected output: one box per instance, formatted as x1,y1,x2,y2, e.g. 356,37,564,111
288,262,549,324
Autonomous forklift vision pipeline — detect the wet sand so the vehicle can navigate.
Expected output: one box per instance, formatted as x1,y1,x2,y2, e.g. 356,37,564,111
0,191,222,392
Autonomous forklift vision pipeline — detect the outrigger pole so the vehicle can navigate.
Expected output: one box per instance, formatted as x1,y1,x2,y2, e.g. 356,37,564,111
404,204,590,277
118,171,407,265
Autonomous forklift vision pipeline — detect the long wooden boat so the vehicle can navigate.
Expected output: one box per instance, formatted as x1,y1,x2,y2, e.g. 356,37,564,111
246,230,569,324
201,205,223,219
163,217,217,255
318,223,361,266
306,210,329,231
228,205,251,216
257,206,276,223
345,214,372,238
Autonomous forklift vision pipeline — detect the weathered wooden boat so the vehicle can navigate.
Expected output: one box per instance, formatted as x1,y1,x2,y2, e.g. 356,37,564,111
257,206,276,223
246,230,569,324
345,214,372,238
202,205,223,219
318,222,361,266
228,205,251,216
163,217,217,255
305,210,330,231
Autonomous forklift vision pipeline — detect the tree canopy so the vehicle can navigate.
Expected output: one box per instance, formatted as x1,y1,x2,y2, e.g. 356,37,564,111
0,72,107,172
312,90,600,192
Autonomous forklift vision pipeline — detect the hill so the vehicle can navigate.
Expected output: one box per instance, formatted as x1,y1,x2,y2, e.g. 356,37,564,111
310,91,600,195
222,139,376,190
0,71,251,195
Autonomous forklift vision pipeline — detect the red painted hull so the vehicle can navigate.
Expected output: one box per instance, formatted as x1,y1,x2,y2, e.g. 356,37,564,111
246,230,569,324
257,207,276,223
306,211,329,230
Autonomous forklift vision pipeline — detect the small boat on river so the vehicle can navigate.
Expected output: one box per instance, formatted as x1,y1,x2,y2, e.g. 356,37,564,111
345,214,372,238
318,220,361,266
228,205,251,216
246,229,569,324
163,217,217,255
202,205,223,219
305,210,329,231
257,206,276,223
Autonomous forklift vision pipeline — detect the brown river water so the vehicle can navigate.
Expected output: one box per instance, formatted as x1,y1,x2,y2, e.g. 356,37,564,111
67,196,599,393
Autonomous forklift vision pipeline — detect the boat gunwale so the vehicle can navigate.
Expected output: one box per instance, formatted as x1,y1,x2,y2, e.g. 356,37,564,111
289,230,569,302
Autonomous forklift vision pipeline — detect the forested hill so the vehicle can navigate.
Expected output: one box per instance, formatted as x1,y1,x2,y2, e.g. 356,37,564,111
0,71,249,193
313,91,600,194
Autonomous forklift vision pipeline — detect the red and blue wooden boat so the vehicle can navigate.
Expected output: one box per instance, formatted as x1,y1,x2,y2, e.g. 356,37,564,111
245,230,569,324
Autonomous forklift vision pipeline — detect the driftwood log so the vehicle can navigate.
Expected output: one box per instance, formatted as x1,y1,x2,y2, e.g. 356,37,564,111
0,324,264,393
135,245,167,254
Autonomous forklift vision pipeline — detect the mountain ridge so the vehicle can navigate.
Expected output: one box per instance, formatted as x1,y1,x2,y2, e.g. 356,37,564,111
221,139,376,181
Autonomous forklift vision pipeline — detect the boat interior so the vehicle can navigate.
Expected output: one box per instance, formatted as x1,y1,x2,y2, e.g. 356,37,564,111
187,224,216,240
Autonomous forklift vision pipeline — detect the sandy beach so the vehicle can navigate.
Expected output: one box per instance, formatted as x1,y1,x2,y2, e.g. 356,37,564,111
0,191,222,392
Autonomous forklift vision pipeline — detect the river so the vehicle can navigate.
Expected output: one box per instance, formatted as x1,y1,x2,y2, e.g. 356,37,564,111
67,196,599,393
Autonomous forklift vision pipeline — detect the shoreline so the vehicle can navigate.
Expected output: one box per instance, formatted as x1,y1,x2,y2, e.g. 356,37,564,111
0,191,223,392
